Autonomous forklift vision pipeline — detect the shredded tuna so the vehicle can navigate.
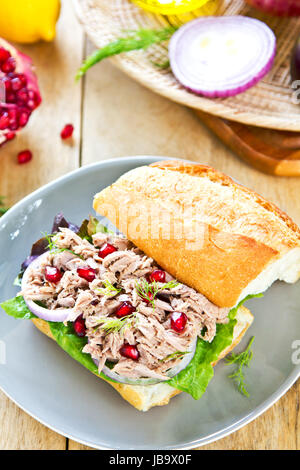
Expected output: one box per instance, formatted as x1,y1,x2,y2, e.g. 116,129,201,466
21,227,230,380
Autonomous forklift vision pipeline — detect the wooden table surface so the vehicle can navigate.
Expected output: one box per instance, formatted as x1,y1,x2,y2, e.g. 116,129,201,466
0,1,299,450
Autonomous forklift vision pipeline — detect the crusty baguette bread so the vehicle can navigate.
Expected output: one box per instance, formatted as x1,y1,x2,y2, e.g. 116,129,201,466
32,306,253,411
93,161,300,307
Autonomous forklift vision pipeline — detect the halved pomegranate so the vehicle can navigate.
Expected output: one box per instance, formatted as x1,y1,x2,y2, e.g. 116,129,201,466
0,38,41,147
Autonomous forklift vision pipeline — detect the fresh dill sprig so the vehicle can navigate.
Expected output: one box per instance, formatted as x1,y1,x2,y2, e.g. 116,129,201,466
96,279,122,298
42,232,82,259
94,313,137,335
226,336,255,397
160,351,189,363
135,279,179,308
151,59,170,69
0,196,8,216
76,27,177,80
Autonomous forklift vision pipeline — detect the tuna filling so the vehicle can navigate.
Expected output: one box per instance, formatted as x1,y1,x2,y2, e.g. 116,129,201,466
21,228,230,381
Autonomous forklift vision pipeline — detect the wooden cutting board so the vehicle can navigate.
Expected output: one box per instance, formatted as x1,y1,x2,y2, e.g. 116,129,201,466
195,110,300,177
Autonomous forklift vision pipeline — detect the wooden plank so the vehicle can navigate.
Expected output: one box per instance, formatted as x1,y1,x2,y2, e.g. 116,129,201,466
68,53,300,450
0,0,83,207
0,0,84,450
0,390,66,450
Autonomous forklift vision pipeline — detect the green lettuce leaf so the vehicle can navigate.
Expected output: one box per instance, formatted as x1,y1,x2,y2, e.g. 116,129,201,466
1,296,36,320
168,294,262,399
1,261,262,398
48,321,116,382
87,216,113,237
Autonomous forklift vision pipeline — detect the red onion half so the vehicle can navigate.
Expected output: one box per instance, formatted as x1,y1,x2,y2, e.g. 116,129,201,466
94,340,197,386
169,16,276,98
245,0,300,16
21,253,73,322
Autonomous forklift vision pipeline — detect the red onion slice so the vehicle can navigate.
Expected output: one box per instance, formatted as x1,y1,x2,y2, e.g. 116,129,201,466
169,16,276,98
95,340,197,386
21,252,73,323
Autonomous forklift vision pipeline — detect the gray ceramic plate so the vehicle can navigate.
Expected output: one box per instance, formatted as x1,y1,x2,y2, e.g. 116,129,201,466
0,156,299,450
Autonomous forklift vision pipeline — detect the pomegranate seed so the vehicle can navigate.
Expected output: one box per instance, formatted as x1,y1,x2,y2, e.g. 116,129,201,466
5,131,15,141
11,77,23,91
99,243,117,259
149,269,166,283
115,301,135,318
61,123,74,140
0,112,9,130
141,291,154,304
1,57,16,73
170,311,187,333
26,89,41,109
17,150,32,164
6,92,16,103
120,344,139,361
0,47,11,64
77,267,96,282
73,315,86,337
1,76,12,92
16,73,27,87
18,110,30,127
44,265,62,283
16,88,28,104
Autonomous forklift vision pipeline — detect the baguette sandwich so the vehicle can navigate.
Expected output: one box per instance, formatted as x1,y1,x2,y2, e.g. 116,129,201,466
2,161,299,411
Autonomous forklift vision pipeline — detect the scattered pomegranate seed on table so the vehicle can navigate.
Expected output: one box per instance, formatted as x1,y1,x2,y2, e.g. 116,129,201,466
73,315,86,337
17,149,32,164
115,301,135,318
120,344,139,361
5,131,15,141
77,267,96,282
60,123,74,139
149,269,166,283
170,311,187,333
44,265,62,284
98,243,117,259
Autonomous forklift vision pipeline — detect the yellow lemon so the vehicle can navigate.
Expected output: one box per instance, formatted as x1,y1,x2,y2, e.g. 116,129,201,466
0,0,61,44
131,0,214,15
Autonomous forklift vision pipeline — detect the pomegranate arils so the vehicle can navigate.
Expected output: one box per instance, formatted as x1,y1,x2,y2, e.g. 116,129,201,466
120,344,139,361
149,269,166,283
1,57,16,73
17,150,32,164
115,301,135,318
19,110,30,127
1,76,11,91
0,39,41,146
77,267,96,282
45,265,62,283
170,311,187,333
61,124,74,140
0,47,10,64
0,112,9,130
99,243,118,259
11,77,23,91
73,315,86,337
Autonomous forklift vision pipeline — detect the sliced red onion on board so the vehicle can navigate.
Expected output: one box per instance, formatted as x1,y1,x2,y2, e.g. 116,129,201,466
21,253,73,322
94,340,197,386
169,16,276,98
